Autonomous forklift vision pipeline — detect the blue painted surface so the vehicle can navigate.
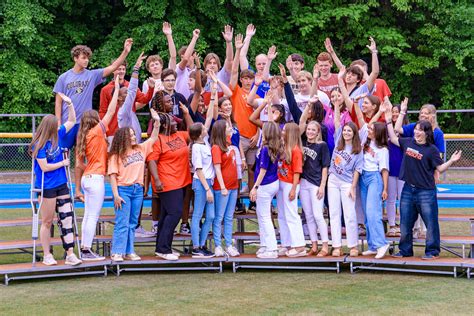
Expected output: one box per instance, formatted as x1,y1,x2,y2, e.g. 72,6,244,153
0,183,473,209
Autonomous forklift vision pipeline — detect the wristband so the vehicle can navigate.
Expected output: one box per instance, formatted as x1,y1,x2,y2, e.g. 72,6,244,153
400,111,406,115
254,185,259,190
241,158,246,161
133,66,140,72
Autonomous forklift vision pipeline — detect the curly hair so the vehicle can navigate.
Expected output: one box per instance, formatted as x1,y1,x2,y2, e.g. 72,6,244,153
76,110,100,162
71,45,92,59
151,90,167,112
109,127,135,162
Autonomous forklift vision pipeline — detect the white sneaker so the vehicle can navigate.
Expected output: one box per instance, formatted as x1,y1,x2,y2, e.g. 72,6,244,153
278,247,289,256
172,250,181,257
413,228,420,239
225,245,240,257
42,254,57,266
257,250,278,259
362,250,378,256
256,247,266,255
125,253,141,261
155,252,179,261
135,225,154,238
65,253,82,266
375,244,390,259
286,248,307,257
214,246,226,257
111,254,124,262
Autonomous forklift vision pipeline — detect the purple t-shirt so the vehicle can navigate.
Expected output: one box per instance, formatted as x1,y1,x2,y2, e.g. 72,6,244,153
175,66,192,99
323,104,352,154
53,68,104,123
388,142,403,177
254,146,279,185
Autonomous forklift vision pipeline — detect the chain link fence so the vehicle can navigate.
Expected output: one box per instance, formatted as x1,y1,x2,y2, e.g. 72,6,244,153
1,113,473,182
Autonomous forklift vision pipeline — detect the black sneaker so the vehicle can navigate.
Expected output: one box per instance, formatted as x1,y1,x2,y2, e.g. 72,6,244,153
235,200,246,215
247,201,257,214
201,246,215,257
192,247,215,259
81,249,105,261
179,222,191,235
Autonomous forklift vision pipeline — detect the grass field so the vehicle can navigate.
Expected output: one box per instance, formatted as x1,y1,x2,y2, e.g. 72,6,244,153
0,207,473,315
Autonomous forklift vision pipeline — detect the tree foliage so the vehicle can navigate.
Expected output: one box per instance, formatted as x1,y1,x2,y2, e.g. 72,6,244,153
1,0,472,132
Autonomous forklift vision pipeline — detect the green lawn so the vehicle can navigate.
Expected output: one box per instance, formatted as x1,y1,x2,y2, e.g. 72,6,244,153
0,207,473,315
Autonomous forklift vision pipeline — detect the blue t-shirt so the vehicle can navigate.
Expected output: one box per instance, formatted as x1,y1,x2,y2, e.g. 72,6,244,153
402,123,445,153
53,68,104,123
349,82,372,108
254,146,279,185
211,116,240,148
388,142,403,177
34,125,68,189
248,66,270,98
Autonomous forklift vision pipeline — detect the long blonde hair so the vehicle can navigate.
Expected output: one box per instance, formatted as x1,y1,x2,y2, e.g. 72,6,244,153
420,104,438,129
261,122,281,162
283,122,303,164
76,110,100,161
29,115,59,158
306,121,323,143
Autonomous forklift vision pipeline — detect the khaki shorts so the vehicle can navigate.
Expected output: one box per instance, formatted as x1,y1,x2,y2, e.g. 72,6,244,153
240,136,258,167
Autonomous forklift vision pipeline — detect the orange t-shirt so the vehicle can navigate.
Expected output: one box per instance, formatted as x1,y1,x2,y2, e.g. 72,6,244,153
147,131,192,192
83,122,108,176
211,145,239,190
278,146,303,184
230,84,257,139
107,140,154,186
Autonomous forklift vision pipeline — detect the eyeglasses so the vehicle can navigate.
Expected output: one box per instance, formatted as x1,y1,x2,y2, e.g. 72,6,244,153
163,79,176,83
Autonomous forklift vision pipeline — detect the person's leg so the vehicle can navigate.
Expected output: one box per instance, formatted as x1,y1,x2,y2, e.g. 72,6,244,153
156,189,184,254
80,175,105,250
311,184,329,244
56,191,76,256
256,181,279,251
180,184,192,233
112,186,132,255
126,184,143,255
355,186,365,225
191,179,207,248
212,190,228,248
243,138,258,210
299,179,318,243
328,175,343,248
200,181,215,247
223,189,238,247
398,184,418,256
359,172,374,250
276,183,291,248
340,180,359,248
364,172,387,249
417,189,440,257
387,176,398,228
39,196,56,256
281,182,305,248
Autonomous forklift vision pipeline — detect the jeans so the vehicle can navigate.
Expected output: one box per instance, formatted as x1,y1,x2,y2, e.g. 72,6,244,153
213,189,238,247
299,179,329,243
256,180,279,251
360,171,387,250
81,174,105,249
327,174,359,248
156,188,185,254
399,185,440,256
276,181,305,248
387,176,404,226
112,184,143,254
191,178,215,247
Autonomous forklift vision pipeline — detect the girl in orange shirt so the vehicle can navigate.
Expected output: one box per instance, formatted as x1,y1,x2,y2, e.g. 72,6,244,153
277,122,307,257
75,76,120,261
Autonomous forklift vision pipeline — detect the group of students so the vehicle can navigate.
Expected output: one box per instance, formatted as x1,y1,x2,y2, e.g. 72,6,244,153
30,23,462,265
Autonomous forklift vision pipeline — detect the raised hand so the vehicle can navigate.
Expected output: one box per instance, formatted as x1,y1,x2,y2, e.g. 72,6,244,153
254,73,263,86
179,102,190,116
194,53,201,69
450,150,462,163
57,92,72,106
210,80,218,94
123,38,133,53
337,65,346,80
193,29,200,38
150,108,160,123
285,55,293,71
222,25,234,43
313,63,320,79
324,38,334,54
134,51,147,69
278,63,288,81
234,33,244,49
309,95,319,104
245,24,256,38
267,45,277,61
367,36,377,53
400,97,409,113
114,74,120,89
208,70,218,82
147,77,156,89
162,22,172,36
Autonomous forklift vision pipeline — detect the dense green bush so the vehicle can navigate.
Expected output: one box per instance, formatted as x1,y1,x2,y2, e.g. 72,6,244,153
1,0,472,132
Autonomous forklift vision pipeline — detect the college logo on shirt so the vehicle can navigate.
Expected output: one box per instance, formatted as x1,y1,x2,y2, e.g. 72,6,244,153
166,137,186,151
66,80,91,95
122,151,144,167
333,150,352,175
365,146,375,157
226,150,236,165
303,146,317,160
406,147,423,160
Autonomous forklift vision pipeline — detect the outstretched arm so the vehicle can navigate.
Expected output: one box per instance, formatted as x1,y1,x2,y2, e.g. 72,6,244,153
163,22,177,70
437,151,462,173
222,25,234,73
324,38,344,71
384,102,400,147
365,37,379,91
247,73,263,108
56,93,76,132
208,70,232,97
102,75,121,127
190,54,203,114
279,63,301,123
262,45,277,81
337,66,354,113
394,97,408,134
103,38,133,77
178,29,200,70
239,24,256,71
229,33,244,89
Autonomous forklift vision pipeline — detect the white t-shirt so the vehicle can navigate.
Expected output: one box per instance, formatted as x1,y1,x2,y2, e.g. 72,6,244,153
191,137,215,180
257,98,292,123
361,124,389,172
294,91,330,113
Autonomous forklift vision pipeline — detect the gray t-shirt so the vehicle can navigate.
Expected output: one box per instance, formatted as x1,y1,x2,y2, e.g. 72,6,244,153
118,76,142,143
53,68,104,123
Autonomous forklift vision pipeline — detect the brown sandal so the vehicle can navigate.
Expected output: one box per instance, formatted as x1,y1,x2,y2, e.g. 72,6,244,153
307,248,318,256
316,248,329,257
331,248,343,257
